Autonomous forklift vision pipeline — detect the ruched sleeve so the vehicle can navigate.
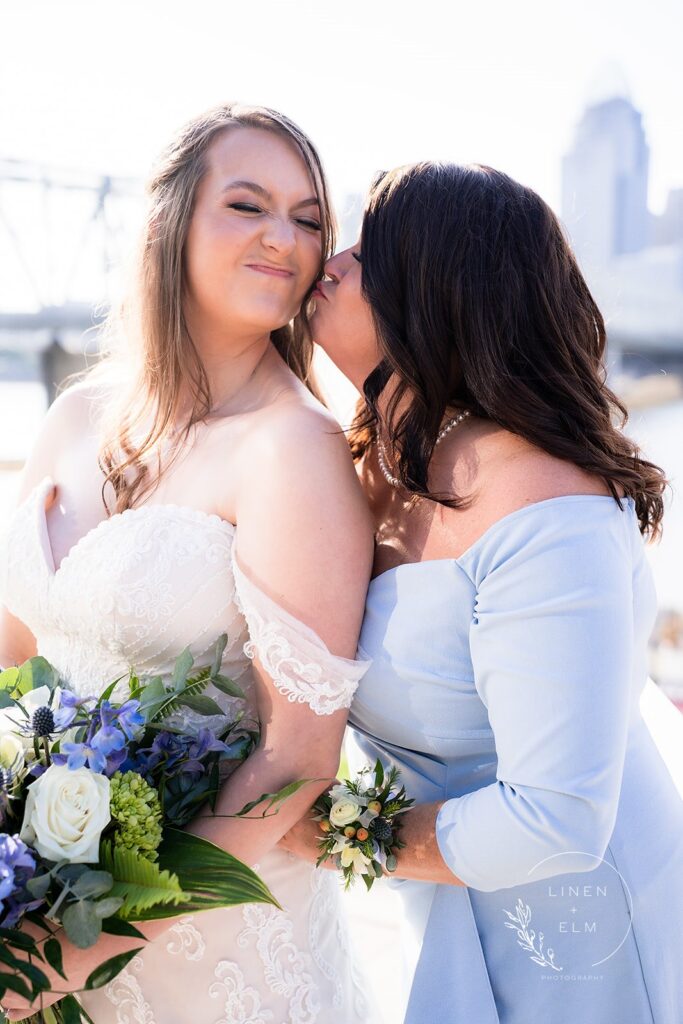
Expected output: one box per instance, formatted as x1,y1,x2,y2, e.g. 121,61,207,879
435,497,638,892
230,549,371,717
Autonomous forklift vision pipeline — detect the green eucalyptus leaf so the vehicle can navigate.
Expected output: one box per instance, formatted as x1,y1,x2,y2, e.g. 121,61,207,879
0,689,15,709
211,673,245,699
72,870,114,899
210,633,228,677
62,899,102,948
93,896,125,918
25,871,53,899
178,694,224,716
57,863,90,884
172,648,194,691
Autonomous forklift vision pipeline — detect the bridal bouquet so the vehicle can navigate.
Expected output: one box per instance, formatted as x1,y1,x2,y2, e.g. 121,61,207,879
0,638,279,1023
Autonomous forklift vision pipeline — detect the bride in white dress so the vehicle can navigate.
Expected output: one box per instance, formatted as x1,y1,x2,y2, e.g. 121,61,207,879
0,103,376,1023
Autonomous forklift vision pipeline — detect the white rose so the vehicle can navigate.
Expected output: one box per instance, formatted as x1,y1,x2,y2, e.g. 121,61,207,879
20,764,110,863
329,798,362,828
0,732,24,774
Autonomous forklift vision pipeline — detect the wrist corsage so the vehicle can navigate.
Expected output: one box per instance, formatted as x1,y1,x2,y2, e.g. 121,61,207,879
313,759,414,889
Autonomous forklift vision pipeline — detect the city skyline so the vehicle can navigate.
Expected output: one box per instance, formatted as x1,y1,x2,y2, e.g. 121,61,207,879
1,0,681,217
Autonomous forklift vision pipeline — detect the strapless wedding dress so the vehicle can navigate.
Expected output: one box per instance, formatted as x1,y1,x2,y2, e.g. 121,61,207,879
0,476,375,1024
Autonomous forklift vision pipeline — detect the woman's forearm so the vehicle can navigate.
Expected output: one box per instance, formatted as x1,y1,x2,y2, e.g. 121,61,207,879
190,744,338,868
389,802,466,885
280,800,467,887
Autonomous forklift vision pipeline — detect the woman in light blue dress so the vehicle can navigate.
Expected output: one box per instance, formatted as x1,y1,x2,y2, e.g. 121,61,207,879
283,162,683,1022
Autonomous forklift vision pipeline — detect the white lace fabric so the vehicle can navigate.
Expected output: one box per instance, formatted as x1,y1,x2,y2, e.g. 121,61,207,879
231,552,369,716
0,475,376,1024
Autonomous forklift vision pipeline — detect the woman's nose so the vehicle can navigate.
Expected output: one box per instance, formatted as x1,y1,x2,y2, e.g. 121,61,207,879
323,251,345,284
262,216,297,255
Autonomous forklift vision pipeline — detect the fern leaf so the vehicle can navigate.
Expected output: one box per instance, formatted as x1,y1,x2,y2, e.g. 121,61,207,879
151,667,212,722
100,843,186,918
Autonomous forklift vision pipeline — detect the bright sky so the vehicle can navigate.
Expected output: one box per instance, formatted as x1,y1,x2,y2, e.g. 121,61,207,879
1,0,682,216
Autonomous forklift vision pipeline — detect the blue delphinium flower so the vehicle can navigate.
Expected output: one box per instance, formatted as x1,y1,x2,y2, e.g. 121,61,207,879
0,834,38,925
53,690,95,730
115,699,145,740
90,702,128,756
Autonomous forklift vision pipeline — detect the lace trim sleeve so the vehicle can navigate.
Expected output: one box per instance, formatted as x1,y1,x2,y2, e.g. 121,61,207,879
230,550,370,716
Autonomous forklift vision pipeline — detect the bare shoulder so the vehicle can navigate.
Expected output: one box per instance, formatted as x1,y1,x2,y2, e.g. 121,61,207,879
15,379,108,503
233,393,373,648
238,392,360,489
445,420,620,524
36,378,114,445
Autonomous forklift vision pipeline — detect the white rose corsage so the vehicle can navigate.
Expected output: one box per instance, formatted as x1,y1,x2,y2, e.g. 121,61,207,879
313,759,414,890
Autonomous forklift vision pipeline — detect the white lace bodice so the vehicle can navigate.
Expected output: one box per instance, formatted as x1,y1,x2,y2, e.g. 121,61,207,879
0,476,369,718
0,475,378,1023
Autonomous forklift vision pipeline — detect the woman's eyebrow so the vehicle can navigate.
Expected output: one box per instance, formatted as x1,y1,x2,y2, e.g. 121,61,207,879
221,180,319,209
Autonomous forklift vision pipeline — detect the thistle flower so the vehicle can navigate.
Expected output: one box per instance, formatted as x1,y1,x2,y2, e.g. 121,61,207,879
31,706,55,737
109,771,163,861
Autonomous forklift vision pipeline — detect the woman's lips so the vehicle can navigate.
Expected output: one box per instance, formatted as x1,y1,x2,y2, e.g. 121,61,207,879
247,264,294,278
313,282,329,300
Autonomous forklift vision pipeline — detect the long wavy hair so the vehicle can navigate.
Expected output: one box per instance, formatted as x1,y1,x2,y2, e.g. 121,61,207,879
348,162,667,539
95,103,336,513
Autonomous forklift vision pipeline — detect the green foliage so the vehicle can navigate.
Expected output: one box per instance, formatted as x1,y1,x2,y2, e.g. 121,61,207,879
100,842,186,918
83,948,144,991
121,829,280,920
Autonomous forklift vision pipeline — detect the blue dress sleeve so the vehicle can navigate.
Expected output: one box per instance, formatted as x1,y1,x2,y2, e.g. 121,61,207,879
435,497,638,892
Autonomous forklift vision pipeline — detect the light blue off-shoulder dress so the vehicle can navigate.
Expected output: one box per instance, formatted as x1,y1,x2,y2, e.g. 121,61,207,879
347,495,683,1023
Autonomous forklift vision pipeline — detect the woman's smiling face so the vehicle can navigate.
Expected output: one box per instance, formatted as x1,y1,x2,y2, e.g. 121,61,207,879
184,126,323,340
310,240,382,390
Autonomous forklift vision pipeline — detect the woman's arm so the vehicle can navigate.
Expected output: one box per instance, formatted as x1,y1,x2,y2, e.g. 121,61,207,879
279,799,467,885
0,383,99,669
282,488,635,891
190,404,374,866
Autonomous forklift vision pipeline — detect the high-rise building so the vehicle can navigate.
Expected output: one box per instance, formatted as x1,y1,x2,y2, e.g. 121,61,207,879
652,189,683,247
562,96,650,269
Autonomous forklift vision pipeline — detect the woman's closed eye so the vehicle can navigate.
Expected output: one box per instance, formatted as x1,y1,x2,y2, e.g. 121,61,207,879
228,202,321,232
352,251,362,263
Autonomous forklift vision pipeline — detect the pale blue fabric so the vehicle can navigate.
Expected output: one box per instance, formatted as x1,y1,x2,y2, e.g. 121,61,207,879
347,495,683,1023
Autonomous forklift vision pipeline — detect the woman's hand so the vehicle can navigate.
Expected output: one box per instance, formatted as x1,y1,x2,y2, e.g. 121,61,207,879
0,917,170,1019
278,812,335,869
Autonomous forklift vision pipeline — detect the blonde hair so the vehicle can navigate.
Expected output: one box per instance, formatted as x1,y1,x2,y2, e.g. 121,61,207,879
94,102,336,513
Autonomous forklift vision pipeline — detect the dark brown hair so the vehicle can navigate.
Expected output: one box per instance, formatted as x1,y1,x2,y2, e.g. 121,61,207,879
349,162,667,538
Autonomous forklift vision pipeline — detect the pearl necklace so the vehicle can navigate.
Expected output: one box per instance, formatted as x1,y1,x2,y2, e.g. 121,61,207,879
375,410,471,489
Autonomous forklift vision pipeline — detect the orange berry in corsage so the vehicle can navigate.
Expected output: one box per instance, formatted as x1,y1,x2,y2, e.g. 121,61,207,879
320,820,332,833
367,800,382,815
356,827,369,841
344,826,357,838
